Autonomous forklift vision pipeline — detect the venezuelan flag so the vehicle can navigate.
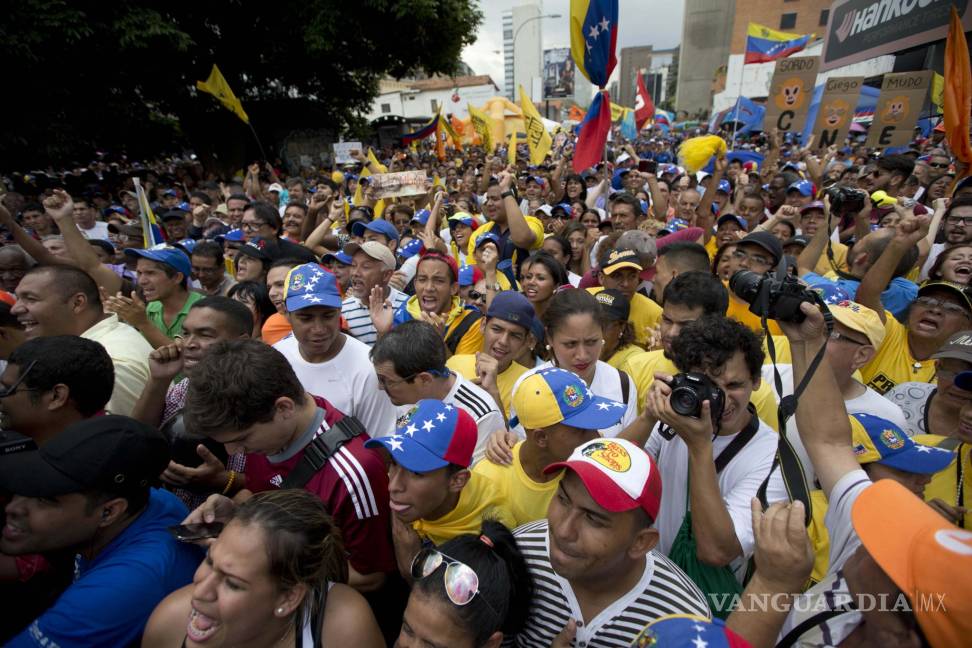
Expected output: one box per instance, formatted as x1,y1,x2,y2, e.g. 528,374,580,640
132,178,165,247
744,22,813,65
570,0,618,87
401,113,440,144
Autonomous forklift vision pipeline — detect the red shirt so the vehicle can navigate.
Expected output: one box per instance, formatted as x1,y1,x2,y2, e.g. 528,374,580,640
245,396,395,575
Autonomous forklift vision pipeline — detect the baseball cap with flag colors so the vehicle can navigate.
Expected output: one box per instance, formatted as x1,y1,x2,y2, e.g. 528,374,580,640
544,437,663,520
852,480,972,648
849,413,953,474
365,399,477,471
283,263,342,312
512,367,625,430
632,614,751,648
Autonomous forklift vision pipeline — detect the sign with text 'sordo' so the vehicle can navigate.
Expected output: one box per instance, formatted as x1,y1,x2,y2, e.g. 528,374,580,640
763,56,821,135
811,76,864,149
865,71,933,149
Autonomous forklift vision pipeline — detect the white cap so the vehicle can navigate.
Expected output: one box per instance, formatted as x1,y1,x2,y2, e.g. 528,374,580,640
268,183,284,193
617,152,631,164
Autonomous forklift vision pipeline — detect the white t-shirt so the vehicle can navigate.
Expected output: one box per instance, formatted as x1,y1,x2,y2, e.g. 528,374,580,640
919,242,945,282
78,221,111,241
273,333,397,438
646,414,778,581
394,373,505,464
566,270,581,288
508,360,638,439
884,381,937,437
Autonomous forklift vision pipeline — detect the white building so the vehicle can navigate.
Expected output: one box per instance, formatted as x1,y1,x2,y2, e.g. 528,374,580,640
503,2,542,101
365,75,501,123
712,40,894,113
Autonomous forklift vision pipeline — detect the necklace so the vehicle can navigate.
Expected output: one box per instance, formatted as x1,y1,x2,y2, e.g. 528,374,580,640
912,361,923,373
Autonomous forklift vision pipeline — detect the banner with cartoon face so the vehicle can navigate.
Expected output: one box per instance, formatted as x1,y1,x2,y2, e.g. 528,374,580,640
764,56,821,135
866,71,933,149
811,76,864,149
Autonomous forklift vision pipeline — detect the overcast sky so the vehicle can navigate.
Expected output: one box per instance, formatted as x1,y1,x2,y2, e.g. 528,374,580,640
462,0,686,92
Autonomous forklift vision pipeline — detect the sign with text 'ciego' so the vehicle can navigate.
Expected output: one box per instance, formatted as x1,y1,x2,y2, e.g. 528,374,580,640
811,76,864,150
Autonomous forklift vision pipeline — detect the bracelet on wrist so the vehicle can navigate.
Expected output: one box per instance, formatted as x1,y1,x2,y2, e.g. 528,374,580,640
221,470,237,495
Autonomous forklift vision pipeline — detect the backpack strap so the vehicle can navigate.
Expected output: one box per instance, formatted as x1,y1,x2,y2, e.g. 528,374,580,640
714,405,759,474
619,369,631,406
444,311,482,355
280,416,366,490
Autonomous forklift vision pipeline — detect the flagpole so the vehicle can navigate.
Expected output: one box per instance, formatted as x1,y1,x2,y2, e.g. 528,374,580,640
730,60,745,149
246,122,268,162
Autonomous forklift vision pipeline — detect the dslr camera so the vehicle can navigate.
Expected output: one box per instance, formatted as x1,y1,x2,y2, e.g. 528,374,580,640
668,372,726,423
729,262,820,323
825,185,867,215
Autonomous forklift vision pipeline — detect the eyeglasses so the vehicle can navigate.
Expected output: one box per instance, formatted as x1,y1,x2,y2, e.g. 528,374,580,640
240,220,267,231
0,360,38,398
829,331,868,346
410,548,499,615
732,248,772,267
945,216,972,226
466,289,486,303
375,371,418,388
914,296,972,318
929,162,951,169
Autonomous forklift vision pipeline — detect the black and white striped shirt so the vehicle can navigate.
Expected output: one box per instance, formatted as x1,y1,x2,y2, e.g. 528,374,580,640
341,287,407,347
513,520,711,647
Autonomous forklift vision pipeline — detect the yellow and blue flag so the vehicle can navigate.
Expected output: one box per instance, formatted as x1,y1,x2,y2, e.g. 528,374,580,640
401,113,440,144
132,178,165,247
744,23,813,64
570,0,618,88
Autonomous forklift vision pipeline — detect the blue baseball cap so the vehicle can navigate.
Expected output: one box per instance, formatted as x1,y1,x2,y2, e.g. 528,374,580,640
665,217,690,232
351,219,399,243
174,238,197,255
162,189,178,197
365,400,478,472
320,250,352,266
787,179,814,197
457,264,483,287
552,203,572,216
283,263,342,311
397,238,424,260
512,367,626,430
411,209,431,226
104,205,128,217
716,213,747,230
475,232,502,249
218,228,245,243
850,413,954,474
485,290,535,330
805,279,852,305
633,614,746,648
526,175,545,186
124,244,191,278
716,179,731,194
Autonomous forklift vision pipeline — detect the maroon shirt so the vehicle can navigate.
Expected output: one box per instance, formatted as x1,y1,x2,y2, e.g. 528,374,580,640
245,396,395,576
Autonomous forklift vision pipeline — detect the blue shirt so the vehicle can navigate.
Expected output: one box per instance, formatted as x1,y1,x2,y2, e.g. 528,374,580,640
802,271,918,321
9,489,202,648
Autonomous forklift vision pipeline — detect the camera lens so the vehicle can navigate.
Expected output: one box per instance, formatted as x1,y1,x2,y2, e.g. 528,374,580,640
729,269,764,304
670,386,700,417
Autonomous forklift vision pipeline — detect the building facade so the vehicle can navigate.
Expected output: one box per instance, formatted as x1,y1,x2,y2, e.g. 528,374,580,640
675,0,737,117
503,2,542,101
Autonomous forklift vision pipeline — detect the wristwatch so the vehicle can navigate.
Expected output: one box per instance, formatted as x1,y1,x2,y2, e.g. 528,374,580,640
488,282,501,291
500,190,515,199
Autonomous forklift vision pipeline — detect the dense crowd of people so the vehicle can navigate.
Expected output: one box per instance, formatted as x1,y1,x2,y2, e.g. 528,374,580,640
0,124,970,648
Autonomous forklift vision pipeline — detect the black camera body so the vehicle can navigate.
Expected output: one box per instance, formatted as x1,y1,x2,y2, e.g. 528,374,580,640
729,268,819,323
668,372,726,423
825,185,867,215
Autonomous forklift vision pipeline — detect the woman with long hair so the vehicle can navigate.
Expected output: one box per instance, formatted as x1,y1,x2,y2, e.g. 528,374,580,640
519,251,569,320
396,521,532,648
926,244,972,285
541,234,581,287
228,281,277,340
561,221,591,279
143,489,384,648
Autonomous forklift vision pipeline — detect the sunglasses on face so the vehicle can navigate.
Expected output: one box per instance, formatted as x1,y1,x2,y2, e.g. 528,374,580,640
466,289,486,303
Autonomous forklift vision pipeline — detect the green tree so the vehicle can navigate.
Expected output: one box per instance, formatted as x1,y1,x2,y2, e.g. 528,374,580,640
1,0,482,170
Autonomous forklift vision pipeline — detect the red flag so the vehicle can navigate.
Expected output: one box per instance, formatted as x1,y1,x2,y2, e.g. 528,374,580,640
634,73,654,131
573,90,613,172
945,5,972,164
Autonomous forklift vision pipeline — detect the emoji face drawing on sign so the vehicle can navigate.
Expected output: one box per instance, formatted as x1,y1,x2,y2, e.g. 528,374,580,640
881,96,910,124
775,78,808,110
823,99,850,127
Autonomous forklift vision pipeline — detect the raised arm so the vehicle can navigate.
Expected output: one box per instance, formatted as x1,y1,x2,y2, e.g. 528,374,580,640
696,157,726,243
43,191,122,294
797,198,834,277
855,207,929,324
498,170,539,250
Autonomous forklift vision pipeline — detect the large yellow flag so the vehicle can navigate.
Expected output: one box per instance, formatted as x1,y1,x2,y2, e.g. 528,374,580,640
367,148,388,173
196,65,249,124
468,103,495,153
438,107,464,151
518,85,552,165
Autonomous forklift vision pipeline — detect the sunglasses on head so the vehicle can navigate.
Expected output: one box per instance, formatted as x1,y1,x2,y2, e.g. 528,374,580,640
410,547,499,616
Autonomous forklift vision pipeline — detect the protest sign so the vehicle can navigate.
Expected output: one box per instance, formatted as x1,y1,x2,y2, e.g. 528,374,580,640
865,71,933,149
811,76,864,149
332,141,362,164
367,171,429,199
763,56,820,135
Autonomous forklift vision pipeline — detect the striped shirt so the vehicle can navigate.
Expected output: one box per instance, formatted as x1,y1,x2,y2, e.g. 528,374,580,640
446,373,506,464
342,287,407,346
513,520,711,647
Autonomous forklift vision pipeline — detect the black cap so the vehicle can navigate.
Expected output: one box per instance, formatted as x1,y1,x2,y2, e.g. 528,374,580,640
739,231,783,265
162,209,188,222
594,288,630,322
783,235,809,248
0,416,168,498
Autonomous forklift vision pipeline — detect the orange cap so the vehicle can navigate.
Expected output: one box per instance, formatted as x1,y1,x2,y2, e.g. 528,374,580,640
852,480,972,647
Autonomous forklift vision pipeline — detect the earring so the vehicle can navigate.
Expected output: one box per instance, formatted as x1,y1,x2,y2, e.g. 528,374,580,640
600,339,606,344
545,344,551,350
276,607,285,615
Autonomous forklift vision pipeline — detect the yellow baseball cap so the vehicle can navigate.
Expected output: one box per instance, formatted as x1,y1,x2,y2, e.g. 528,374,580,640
512,368,625,430
850,413,954,473
829,300,886,348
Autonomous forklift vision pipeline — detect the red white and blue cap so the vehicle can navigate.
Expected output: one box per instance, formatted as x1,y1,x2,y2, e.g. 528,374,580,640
411,209,431,225
632,614,751,648
365,399,477,471
512,367,625,430
283,263,342,311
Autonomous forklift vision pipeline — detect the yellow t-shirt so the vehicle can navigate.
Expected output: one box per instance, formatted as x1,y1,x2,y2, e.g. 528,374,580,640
607,344,642,372
624,349,780,431
587,288,662,348
447,354,529,417
811,241,849,275
726,289,784,336
806,489,833,588
919,435,970,530
705,236,718,260
860,312,936,394
466,217,545,265
412,471,516,546
443,309,485,356
472,441,562,528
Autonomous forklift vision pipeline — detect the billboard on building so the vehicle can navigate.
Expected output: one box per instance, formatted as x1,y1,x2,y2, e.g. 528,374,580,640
821,0,972,71
543,48,574,99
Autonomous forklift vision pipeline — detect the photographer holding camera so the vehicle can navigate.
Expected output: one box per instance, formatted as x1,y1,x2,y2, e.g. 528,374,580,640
640,315,777,616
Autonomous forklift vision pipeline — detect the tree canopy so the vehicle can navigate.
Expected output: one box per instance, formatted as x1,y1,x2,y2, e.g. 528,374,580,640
2,0,483,170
